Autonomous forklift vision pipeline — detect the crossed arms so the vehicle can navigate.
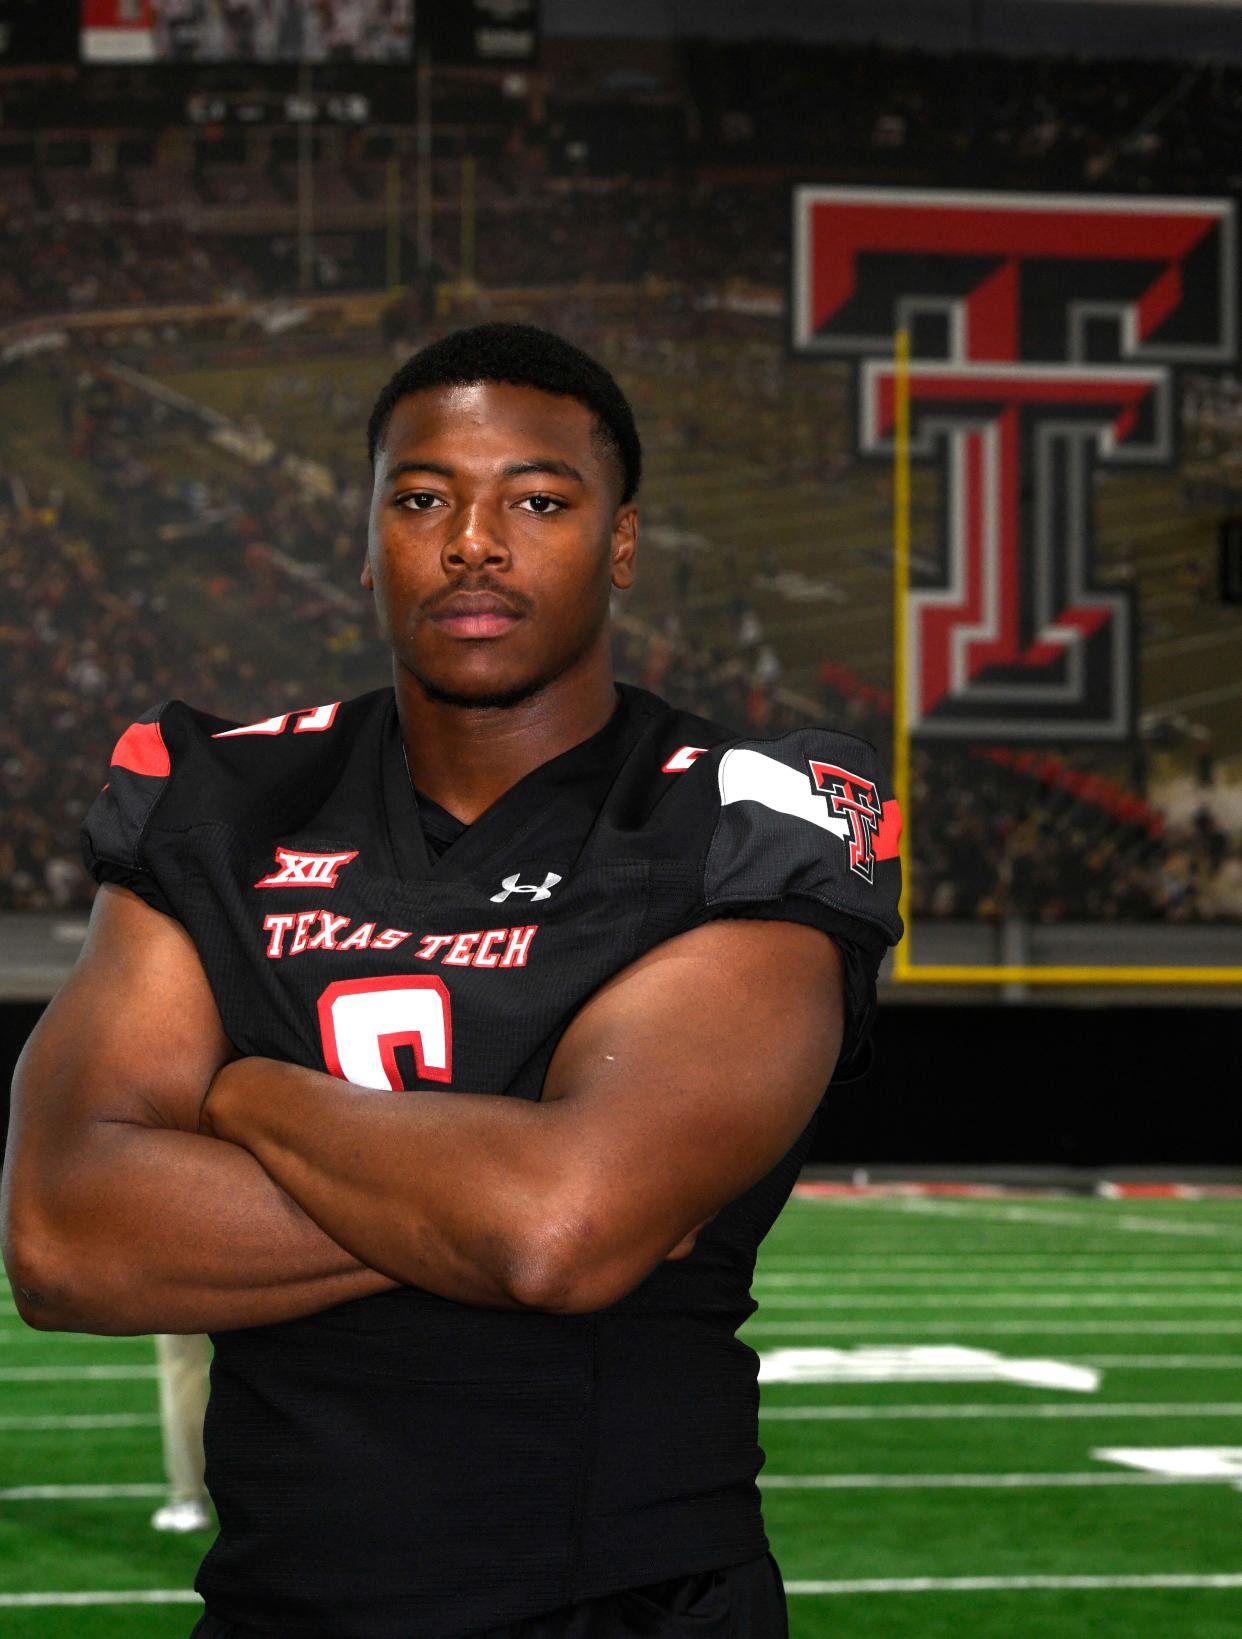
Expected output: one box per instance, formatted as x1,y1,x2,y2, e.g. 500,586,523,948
2,884,844,1335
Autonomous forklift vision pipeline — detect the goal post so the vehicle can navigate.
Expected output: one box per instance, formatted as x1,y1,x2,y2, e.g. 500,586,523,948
889,329,1242,989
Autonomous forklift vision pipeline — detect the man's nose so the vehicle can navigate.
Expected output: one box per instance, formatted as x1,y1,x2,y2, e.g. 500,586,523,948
442,503,509,571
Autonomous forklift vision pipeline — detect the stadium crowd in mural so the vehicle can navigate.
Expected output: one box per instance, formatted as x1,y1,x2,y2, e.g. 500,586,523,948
2,26,1240,922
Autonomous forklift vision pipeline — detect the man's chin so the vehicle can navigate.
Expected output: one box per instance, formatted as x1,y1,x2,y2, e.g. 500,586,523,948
415,672,547,711
399,653,552,711
397,628,603,712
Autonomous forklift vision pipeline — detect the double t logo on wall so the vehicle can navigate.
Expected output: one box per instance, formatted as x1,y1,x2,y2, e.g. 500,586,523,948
791,188,1236,742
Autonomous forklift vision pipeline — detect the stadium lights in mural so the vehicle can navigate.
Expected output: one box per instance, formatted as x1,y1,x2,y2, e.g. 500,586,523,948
791,185,1242,986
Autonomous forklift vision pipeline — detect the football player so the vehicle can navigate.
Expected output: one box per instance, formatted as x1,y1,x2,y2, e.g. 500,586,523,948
3,323,902,1638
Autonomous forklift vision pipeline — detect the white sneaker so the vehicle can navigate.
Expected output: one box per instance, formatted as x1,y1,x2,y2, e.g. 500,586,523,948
151,1499,212,1532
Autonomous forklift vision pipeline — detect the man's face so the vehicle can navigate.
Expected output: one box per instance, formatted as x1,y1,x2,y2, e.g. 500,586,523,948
365,381,637,708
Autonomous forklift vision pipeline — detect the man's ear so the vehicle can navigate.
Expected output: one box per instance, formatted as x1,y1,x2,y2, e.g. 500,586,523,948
361,555,374,591
611,504,638,590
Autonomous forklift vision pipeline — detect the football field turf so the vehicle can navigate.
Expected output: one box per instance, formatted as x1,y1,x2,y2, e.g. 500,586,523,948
2,1192,1241,1637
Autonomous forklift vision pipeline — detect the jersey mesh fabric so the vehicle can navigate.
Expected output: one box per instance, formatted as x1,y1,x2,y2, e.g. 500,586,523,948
188,1551,787,1638
412,789,469,859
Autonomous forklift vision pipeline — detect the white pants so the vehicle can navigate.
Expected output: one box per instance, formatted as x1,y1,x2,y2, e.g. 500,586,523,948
154,1333,211,1505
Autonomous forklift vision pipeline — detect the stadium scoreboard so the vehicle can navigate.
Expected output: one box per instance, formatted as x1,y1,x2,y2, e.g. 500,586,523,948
72,1,539,66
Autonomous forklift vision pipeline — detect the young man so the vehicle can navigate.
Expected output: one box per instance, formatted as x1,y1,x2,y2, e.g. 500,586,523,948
3,324,902,1638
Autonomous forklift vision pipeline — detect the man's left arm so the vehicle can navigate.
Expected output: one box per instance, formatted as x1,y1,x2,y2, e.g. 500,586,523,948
202,918,844,1313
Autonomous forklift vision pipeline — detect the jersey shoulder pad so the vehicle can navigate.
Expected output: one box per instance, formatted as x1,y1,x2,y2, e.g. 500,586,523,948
702,726,902,946
80,694,371,881
81,702,182,878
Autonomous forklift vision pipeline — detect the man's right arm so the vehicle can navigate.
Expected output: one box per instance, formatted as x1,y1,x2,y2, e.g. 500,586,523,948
1,884,397,1335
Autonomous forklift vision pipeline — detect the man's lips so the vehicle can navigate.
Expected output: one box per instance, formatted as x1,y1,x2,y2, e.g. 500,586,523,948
426,593,525,639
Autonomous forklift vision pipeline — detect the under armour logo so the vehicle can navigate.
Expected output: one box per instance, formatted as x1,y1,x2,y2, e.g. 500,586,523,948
490,871,562,904
255,848,359,889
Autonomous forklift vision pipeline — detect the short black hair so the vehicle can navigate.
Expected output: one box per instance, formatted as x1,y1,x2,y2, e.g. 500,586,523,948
366,321,642,504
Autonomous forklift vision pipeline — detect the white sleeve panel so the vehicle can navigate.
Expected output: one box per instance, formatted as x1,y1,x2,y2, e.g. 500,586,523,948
703,731,903,947
717,747,851,842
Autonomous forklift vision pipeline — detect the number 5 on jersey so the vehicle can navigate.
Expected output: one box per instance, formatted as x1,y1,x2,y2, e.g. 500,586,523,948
317,977,453,1091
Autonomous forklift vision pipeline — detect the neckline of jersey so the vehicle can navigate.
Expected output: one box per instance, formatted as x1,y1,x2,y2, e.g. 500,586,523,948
409,785,469,858
379,684,661,882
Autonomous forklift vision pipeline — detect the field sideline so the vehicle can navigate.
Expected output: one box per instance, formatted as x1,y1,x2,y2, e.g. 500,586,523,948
2,1191,1241,1637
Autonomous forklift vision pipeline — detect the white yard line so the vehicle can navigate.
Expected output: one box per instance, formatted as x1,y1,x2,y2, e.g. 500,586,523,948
745,1321,1242,1335
785,1573,1242,1594
1075,1355,1242,1368
756,1293,1242,1308
0,1484,165,1500
763,1258,1242,1271
755,1272,1242,1287
759,1472,1234,1489
825,1199,1242,1240
0,1366,158,1381
6,1577,1241,1606
0,1414,160,1430
0,1591,200,1608
760,1402,1242,1421
17,1475,1218,1497
759,1259,1242,1272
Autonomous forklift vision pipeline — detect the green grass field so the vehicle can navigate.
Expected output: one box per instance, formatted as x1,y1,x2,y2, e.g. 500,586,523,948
3,1191,1242,1637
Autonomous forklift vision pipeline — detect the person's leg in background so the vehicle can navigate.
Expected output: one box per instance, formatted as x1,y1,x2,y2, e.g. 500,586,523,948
152,1331,212,1532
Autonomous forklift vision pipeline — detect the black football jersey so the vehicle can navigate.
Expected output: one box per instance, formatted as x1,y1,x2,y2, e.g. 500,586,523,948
82,682,902,1639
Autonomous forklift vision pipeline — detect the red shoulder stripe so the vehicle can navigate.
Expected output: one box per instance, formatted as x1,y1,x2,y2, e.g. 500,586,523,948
110,720,170,779
874,798,903,861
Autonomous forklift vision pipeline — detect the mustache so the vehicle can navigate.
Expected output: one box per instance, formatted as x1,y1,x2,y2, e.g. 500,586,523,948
420,579,533,617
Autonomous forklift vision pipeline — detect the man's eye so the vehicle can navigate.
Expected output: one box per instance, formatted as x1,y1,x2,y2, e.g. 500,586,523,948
398,492,442,510
518,494,564,514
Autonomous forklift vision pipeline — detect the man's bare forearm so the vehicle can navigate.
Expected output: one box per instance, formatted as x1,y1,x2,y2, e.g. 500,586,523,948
2,883,400,1337
201,923,846,1318
5,1120,396,1335
202,1058,577,1310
